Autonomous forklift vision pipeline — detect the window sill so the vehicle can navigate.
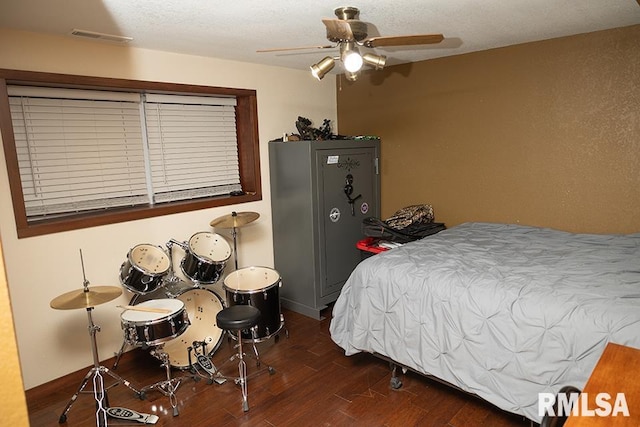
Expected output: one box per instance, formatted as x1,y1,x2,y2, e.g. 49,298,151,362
17,193,262,239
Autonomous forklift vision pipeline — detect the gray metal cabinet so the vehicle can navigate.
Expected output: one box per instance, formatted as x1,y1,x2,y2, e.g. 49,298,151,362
269,139,380,319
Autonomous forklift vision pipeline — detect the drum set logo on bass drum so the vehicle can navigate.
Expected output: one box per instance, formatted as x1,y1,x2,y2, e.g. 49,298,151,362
116,230,285,371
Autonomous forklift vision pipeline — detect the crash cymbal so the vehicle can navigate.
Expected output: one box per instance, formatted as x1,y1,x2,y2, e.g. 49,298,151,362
50,286,122,310
210,211,260,229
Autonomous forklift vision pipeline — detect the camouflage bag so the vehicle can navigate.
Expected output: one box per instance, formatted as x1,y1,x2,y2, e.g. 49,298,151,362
385,204,435,231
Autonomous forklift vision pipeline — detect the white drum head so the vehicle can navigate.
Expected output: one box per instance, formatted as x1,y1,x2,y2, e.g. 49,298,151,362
129,244,170,275
121,299,184,322
188,232,231,262
223,266,280,292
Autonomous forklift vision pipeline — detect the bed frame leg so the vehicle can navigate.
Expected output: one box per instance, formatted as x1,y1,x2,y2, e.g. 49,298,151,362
389,362,403,389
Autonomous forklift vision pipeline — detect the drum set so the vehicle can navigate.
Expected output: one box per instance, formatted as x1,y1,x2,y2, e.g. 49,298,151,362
51,212,286,424
114,212,285,415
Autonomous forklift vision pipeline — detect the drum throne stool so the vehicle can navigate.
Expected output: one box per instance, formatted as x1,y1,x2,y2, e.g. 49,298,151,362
214,304,275,411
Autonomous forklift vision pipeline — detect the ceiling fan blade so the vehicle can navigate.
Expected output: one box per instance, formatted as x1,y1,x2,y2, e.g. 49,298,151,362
322,18,354,41
363,34,444,48
257,44,335,53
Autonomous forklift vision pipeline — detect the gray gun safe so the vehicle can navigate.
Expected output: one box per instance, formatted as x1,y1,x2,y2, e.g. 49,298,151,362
269,139,380,319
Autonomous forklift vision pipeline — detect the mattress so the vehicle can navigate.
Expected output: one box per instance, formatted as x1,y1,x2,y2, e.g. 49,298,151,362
329,222,640,422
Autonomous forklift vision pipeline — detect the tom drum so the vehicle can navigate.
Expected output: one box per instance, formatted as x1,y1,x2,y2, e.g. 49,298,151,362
119,244,171,295
181,232,232,284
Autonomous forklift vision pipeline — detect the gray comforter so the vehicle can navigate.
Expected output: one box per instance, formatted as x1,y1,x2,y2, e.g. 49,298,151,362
329,222,640,422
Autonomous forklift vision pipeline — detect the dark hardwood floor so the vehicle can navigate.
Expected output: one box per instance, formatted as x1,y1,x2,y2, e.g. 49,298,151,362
27,306,532,426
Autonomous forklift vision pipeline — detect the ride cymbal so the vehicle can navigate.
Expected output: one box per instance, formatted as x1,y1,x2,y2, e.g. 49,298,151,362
209,211,259,229
50,286,122,310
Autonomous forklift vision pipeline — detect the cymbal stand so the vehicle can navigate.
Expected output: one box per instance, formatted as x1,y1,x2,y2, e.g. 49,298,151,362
140,345,188,417
231,212,239,270
59,302,142,424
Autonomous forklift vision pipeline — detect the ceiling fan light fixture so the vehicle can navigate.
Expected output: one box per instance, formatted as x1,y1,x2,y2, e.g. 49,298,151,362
362,53,386,70
310,56,335,80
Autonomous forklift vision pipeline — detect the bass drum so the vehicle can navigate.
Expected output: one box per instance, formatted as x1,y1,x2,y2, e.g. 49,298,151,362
162,287,225,369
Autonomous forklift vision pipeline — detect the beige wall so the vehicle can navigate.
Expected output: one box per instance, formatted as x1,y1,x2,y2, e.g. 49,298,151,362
0,234,29,425
337,25,640,234
0,28,337,390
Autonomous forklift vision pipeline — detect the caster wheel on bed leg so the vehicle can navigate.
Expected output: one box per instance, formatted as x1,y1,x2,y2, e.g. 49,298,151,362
390,376,403,389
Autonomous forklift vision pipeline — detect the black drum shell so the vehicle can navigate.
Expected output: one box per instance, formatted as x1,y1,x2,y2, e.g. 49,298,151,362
179,232,231,284
224,283,281,340
119,244,170,295
122,307,190,347
180,254,224,284
120,260,166,294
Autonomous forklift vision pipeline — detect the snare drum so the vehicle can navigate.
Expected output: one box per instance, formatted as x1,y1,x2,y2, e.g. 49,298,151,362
181,232,232,284
223,266,283,341
162,287,225,368
119,244,171,295
120,299,189,347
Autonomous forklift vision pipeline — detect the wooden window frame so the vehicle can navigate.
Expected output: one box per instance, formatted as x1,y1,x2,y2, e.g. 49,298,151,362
0,69,262,238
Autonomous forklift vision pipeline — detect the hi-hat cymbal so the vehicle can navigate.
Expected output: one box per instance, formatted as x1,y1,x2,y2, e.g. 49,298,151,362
210,211,260,229
50,286,122,310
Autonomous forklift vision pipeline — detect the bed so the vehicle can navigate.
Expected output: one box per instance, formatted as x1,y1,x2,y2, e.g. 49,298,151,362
329,222,640,423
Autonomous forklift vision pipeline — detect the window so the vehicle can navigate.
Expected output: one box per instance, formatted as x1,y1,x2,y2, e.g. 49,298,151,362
0,69,261,238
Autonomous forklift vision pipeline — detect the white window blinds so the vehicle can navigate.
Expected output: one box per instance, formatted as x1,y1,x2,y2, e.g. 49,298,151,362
144,94,241,203
8,86,241,222
9,88,147,219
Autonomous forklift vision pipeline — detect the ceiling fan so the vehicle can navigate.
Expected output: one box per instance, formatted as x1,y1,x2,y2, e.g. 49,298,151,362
257,6,444,81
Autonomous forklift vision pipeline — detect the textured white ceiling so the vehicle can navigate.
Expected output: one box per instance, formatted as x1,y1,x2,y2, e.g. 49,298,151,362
1,0,639,73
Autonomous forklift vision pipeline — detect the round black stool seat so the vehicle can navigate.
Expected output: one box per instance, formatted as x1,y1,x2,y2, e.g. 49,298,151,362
217,305,261,331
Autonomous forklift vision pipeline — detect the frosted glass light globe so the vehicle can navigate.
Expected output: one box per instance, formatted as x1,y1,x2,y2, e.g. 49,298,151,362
343,51,363,72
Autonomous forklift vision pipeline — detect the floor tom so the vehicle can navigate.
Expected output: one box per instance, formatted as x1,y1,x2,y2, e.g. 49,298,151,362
223,266,283,341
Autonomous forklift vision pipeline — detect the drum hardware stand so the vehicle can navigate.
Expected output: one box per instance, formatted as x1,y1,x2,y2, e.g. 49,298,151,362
166,239,189,280
214,326,275,388
213,314,275,412
56,250,143,425
140,345,195,417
